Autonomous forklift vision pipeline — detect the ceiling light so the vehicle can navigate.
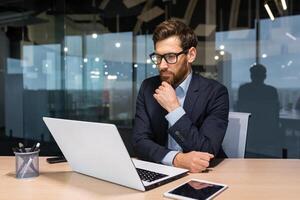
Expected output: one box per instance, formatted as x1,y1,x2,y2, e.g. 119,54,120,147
220,51,225,55
92,33,98,39
90,70,100,75
262,53,268,58
90,75,100,79
285,32,296,40
214,55,219,60
146,59,151,64
219,45,225,50
64,47,68,52
95,57,100,62
281,0,287,10
83,58,88,63
115,42,121,48
264,3,275,21
107,75,118,80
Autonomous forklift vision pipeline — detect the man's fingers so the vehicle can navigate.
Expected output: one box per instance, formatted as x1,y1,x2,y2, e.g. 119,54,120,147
190,161,208,173
158,85,164,90
208,153,214,159
197,159,210,168
155,85,167,94
193,157,210,168
161,81,169,86
161,81,172,88
203,152,214,159
196,152,214,162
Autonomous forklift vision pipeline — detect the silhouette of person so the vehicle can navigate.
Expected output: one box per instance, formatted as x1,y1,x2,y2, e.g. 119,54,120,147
237,64,281,157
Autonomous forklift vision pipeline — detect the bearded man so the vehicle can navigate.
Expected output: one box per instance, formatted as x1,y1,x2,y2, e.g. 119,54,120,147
132,19,229,173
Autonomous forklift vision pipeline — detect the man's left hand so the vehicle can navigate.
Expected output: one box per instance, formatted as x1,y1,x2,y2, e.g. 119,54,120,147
153,81,180,112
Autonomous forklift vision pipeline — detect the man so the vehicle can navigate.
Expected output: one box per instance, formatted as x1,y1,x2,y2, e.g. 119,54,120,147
132,19,229,173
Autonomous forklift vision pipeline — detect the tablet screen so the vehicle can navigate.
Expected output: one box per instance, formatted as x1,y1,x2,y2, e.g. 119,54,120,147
167,179,226,200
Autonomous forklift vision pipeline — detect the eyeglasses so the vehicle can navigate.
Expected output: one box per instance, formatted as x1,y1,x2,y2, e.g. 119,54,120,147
149,49,188,65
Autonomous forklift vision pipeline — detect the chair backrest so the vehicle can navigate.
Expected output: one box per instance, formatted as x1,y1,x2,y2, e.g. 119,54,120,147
222,112,251,158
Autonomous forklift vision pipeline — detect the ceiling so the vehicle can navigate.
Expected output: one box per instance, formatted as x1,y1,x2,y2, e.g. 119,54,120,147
0,0,300,39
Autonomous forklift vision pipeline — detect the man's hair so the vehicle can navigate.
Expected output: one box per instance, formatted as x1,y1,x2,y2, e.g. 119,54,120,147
152,19,198,50
250,64,266,82
250,64,266,75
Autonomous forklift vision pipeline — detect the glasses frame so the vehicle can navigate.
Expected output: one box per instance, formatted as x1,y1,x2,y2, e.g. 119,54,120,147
149,49,189,65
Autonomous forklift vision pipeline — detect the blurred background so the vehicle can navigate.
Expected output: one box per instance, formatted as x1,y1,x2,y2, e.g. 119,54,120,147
0,0,300,158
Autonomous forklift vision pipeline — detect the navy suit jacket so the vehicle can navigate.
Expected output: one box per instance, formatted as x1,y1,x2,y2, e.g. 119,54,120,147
132,73,229,163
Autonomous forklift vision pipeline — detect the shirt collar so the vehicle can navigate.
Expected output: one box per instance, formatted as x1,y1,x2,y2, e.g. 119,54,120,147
176,71,192,96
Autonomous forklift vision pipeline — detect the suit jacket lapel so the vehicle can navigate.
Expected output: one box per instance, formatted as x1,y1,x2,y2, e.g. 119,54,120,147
183,73,200,118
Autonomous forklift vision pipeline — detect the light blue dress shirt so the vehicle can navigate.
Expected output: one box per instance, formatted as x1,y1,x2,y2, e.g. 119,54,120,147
161,72,192,166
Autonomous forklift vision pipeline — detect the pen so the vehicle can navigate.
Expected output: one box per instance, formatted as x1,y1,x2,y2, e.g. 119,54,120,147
33,143,40,152
20,157,33,178
29,142,40,152
29,143,36,152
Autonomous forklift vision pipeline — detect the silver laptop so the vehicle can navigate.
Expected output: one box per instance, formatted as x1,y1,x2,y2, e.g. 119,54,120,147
43,117,188,191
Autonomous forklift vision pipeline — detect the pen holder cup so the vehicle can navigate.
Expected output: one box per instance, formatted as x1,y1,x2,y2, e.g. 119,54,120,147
14,149,40,179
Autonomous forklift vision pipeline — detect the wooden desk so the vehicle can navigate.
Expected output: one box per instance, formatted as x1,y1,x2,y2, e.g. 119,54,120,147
1,157,300,199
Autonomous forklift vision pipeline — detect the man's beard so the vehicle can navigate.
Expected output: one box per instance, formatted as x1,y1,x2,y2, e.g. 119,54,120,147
159,70,176,85
159,69,185,87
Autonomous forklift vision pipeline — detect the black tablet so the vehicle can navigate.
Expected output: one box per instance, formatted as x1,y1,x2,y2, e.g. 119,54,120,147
164,179,228,200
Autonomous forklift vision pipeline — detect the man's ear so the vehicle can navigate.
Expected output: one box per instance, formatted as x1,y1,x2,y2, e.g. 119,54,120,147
187,47,197,63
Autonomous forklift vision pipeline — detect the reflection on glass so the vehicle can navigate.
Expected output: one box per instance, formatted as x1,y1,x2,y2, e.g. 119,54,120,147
237,64,281,157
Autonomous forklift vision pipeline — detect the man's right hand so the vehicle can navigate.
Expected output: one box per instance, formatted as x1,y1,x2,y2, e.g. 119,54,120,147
173,151,214,173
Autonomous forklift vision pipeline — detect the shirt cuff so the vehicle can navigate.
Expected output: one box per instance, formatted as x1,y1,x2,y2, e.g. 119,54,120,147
165,106,185,127
161,151,180,166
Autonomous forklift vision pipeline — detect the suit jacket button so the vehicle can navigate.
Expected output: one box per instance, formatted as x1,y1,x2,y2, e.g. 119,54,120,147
175,131,180,135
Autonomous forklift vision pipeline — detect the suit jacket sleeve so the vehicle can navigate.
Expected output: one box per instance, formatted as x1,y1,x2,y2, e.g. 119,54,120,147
132,80,170,163
168,83,229,156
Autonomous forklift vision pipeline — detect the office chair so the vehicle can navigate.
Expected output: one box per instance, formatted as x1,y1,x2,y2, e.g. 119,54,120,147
222,112,251,158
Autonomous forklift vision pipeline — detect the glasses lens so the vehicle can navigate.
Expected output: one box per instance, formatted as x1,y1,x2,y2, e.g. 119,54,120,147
150,54,160,64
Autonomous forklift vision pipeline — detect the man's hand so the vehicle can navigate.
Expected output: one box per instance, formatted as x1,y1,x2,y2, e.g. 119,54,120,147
173,151,214,173
153,81,180,112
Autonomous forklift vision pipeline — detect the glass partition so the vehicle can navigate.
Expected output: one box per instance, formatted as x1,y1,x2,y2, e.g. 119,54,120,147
0,0,300,158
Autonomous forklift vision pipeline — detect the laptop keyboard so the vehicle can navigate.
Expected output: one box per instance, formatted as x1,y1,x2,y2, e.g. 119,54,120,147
136,168,168,182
